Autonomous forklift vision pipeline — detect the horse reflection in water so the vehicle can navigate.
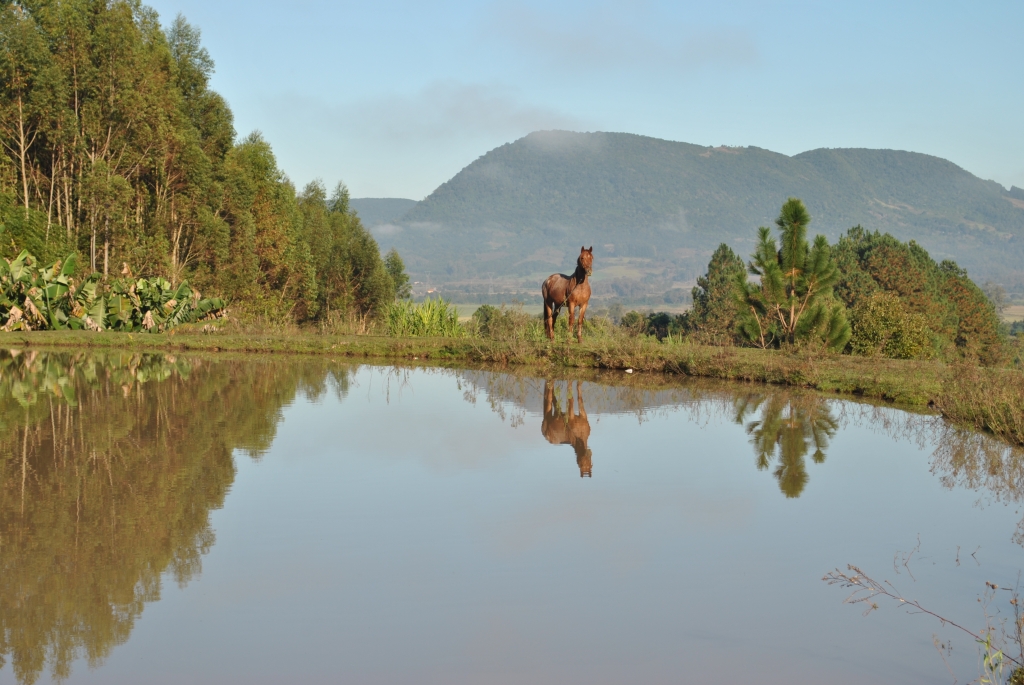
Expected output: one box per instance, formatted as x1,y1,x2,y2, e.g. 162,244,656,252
541,380,593,477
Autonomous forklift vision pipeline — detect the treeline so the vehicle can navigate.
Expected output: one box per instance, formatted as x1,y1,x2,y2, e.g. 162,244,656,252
634,199,1009,365
0,1,402,323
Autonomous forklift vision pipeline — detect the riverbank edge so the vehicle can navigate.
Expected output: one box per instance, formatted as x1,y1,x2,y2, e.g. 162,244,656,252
3,329,945,403
7,330,1024,445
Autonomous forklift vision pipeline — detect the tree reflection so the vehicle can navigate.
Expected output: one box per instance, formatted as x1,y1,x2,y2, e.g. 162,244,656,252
541,380,593,477
929,424,1024,545
733,392,839,498
0,350,351,684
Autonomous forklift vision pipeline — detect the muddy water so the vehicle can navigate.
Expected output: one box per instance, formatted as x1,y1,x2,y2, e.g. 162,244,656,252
1,351,1022,684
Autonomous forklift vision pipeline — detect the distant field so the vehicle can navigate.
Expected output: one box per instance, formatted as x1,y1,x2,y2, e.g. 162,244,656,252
1004,305,1024,322
450,303,544,321
450,301,690,321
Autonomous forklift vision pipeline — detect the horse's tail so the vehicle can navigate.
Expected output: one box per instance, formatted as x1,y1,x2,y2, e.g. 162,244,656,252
540,277,550,302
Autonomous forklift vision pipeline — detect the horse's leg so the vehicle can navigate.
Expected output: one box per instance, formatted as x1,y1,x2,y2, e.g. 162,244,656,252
544,300,554,341
551,306,560,340
567,303,576,342
576,301,589,343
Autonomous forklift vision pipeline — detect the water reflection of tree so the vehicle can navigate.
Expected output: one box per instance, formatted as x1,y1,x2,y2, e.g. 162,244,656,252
454,366,1024,536
930,426,1024,545
0,350,351,684
733,392,839,498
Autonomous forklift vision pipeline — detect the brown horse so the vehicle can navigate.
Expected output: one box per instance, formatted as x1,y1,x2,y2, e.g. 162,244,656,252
541,380,592,477
541,246,593,342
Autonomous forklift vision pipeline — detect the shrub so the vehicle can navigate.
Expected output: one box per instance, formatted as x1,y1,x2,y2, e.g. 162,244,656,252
849,292,932,359
470,302,551,343
618,310,685,340
833,227,1003,364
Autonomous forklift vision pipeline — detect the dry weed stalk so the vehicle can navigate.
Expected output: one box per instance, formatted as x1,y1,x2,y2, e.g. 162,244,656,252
824,564,1024,683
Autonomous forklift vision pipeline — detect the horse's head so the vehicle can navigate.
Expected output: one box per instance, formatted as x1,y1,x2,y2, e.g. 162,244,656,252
577,448,593,478
577,246,593,276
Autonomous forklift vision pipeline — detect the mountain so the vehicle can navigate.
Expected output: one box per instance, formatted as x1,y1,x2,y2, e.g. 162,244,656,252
350,198,418,228
372,131,1024,301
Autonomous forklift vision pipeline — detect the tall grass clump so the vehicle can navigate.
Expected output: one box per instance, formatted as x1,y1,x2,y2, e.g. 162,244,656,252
471,303,544,341
383,298,464,337
937,363,1024,446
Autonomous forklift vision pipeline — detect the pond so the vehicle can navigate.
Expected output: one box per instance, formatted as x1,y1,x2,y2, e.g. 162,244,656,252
1,350,1023,684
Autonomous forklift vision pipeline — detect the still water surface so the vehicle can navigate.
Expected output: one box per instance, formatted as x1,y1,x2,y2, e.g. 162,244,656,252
1,351,1023,684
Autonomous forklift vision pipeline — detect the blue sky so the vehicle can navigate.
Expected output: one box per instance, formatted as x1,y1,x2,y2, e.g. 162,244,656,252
146,0,1024,200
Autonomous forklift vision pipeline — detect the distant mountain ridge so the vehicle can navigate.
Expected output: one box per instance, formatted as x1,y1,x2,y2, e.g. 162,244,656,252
350,198,418,229
371,131,1024,295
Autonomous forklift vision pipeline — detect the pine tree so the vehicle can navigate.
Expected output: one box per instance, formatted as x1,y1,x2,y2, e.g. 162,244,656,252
734,198,851,351
686,243,745,344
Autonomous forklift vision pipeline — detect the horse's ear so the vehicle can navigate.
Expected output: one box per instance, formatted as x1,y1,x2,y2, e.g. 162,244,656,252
588,246,592,252
580,246,585,253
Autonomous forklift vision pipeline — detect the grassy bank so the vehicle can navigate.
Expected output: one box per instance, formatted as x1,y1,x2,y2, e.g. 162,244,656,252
3,327,1021,446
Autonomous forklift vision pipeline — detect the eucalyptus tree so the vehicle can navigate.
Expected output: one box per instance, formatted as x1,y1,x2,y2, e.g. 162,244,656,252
0,5,57,218
0,1,394,325
734,198,851,351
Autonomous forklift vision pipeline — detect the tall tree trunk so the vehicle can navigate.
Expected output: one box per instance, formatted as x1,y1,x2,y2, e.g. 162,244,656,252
103,217,109,277
17,96,30,219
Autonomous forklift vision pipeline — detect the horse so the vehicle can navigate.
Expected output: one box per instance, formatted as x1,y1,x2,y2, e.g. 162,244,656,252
541,246,593,342
541,380,592,477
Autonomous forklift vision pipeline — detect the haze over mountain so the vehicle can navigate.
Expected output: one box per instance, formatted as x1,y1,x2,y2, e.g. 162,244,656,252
367,131,1024,301
350,198,418,230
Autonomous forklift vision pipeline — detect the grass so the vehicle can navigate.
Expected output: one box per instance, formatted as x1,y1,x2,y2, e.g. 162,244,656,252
3,317,1021,447
382,298,464,337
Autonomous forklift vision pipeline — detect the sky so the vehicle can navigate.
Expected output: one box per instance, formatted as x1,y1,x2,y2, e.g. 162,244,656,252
145,0,1024,200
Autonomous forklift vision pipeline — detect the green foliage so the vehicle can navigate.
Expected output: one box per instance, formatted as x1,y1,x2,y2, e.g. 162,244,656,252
106,276,225,332
619,310,686,340
383,298,464,337
470,302,546,342
619,310,646,333
294,180,395,322
0,251,103,330
734,199,851,351
384,248,411,299
684,243,746,344
834,227,1005,365
0,250,223,332
471,304,499,335
733,392,838,498
849,291,933,359
0,4,392,328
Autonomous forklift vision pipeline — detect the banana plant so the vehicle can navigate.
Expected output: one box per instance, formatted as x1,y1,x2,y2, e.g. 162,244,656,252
0,250,225,333
0,252,106,331
107,277,225,332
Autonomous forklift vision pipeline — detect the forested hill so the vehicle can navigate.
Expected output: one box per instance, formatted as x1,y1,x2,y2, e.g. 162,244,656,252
376,131,1024,292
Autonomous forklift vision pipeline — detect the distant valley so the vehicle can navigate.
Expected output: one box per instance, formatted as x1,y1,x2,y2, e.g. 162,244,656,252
355,131,1024,304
